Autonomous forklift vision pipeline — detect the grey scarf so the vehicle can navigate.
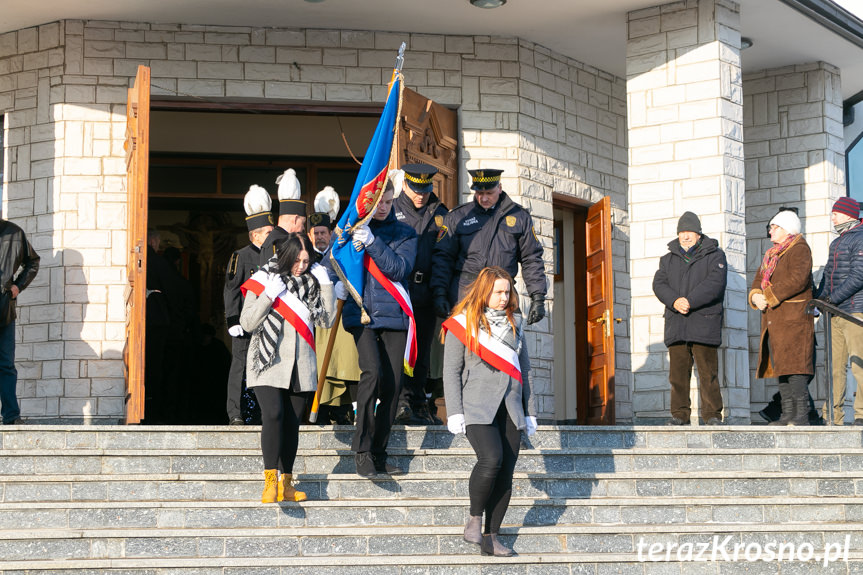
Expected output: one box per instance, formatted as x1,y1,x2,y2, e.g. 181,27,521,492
484,308,523,354
835,220,859,235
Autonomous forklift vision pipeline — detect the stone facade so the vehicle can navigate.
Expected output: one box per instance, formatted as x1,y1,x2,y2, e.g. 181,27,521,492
626,0,749,423
0,20,628,422
742,62,846,417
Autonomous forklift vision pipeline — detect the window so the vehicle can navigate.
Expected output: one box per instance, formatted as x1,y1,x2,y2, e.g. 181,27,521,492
849,131,863,204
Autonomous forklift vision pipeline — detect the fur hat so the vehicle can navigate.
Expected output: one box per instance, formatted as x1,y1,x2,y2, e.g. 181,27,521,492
309,186,340,229
243,185,274,231
275,168,305,216
769,209,801,235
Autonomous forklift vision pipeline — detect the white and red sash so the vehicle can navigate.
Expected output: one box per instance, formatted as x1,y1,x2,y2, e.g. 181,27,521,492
364,255,417,376
441,313,522,384
241,271,315,351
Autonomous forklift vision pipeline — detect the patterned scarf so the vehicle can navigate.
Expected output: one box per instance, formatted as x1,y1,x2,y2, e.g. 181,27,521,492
679,237,702,264
483,308,523,354
250,258,323,374
760,234,796,289
835,220,859,235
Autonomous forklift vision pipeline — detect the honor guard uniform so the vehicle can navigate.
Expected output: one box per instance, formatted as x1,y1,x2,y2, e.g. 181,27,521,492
224,185,274,425
392,163,448,425
431,168,547,325
309,186,340,262
259,168,306,266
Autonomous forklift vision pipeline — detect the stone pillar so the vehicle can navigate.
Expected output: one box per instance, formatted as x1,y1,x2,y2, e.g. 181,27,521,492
626,0,749,423
742,62,845,417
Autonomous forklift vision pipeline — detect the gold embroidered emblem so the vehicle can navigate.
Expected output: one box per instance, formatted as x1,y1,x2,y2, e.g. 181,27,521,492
435,215,443,228
436,224,448,243
506,216,517,228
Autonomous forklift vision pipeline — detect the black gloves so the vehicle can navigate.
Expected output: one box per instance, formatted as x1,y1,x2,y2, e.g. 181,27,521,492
434,294,452,318
818,294,832,304
527,295,545,325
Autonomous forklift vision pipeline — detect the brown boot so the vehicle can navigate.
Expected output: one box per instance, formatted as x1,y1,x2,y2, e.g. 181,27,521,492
278,473,307,502
261,469,278,503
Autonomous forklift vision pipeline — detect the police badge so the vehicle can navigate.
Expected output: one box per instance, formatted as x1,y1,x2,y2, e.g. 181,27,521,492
435,215,444,228
506,215,517,228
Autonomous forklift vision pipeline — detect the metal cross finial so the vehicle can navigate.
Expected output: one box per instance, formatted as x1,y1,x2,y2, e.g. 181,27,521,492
395,42,406,72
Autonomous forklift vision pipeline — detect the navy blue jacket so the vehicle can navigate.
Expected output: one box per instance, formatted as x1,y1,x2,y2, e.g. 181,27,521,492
652,235,727,347
393,192,448,308
816,222,863,314
341,211,418,331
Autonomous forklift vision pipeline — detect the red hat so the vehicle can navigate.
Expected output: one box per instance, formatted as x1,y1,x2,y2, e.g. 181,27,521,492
832,197,860,220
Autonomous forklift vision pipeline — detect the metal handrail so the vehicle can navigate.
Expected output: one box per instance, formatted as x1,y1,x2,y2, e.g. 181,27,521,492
805,299,863,425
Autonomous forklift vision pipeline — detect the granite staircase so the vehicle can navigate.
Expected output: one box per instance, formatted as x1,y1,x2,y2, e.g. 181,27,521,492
0,424,861,574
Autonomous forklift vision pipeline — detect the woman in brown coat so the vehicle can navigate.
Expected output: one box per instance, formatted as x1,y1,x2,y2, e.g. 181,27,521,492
749,209,814,426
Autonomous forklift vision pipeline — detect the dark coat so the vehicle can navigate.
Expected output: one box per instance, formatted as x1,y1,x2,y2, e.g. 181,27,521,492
258,226,289,267
652,235,727,347
341,210,418,331
815,222,863,314
393,192,448,308
749,235,814,377
0,219,40,323
430,192,546,305
223,243,263,331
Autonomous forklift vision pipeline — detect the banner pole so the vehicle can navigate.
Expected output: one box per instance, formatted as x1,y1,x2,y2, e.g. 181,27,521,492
309,299,345,423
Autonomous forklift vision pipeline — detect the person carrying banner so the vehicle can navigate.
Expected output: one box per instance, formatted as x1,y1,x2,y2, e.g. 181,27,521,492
260,168,307,266
240,233,336,502
431,169,547,325
442,266,536,557
224,185,274,426
393,163,448,426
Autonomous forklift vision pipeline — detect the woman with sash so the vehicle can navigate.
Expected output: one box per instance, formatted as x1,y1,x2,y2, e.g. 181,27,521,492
240,233,335,502
442,266,537,557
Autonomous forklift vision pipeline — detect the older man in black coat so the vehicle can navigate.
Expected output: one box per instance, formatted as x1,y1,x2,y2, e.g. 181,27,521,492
652,212,727,426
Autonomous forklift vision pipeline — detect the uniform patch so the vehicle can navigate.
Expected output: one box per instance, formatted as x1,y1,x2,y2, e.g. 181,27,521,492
436,224,448,243
395,211,406,220
506,216,517,228
227,252,239,279
718,263,725,268
435,214,444,228
532,226,538,242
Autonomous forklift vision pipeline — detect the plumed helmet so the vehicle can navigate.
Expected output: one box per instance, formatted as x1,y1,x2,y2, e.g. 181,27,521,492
275,168,305,216
312,186,340,225
243,184,274,231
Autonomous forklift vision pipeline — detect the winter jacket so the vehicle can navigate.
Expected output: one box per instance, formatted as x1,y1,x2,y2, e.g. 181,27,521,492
341,210,418,331
431,192,546,305
393,191,448,308
652,235,727,347
0,219,40,323
749,235,815,377
815,222,863,314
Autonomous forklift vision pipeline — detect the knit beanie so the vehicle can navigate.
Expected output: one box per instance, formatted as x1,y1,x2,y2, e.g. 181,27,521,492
832,197,860,220
676,211,702,234
769,210,801,235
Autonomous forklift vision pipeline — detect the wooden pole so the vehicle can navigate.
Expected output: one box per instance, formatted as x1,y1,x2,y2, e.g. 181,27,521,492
309,299,345,423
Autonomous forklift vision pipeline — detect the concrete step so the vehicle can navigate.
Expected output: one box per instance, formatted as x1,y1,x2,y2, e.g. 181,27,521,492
0,497,860,530
0,523,860,562
1,470,861,502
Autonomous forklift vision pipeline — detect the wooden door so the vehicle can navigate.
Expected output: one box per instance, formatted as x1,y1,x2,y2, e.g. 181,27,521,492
579,196,615,425
395,88,459,209
123,66,151,424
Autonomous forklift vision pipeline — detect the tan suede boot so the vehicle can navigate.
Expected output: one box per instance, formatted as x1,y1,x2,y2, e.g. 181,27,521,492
261,469,278,503
278,473,307,502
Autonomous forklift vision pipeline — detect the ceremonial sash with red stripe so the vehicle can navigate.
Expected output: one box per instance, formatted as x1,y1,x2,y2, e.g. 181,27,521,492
441,313,522,384
364,255,417,376
241,272,316,351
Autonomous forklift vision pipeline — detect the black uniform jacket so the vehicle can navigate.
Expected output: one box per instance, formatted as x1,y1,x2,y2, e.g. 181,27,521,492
224,243,264,331
431,192,546,305
393,192,448,308
258,226,289,267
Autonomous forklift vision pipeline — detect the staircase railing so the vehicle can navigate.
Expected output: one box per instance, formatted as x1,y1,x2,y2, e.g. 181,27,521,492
806,299,863,425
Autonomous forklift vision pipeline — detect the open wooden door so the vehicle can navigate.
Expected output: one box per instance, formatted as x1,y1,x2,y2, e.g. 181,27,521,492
579,196,616,425
123,66,150,424
395,88,459,208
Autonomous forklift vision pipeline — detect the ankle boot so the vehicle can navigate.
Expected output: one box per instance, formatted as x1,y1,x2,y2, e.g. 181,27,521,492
480,533,513,557
278,473,307,502
463,515,482,545
769,384,795,426
261,469,278,503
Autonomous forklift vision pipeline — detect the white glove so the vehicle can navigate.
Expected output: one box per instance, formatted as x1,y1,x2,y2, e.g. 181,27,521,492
751,293,768,311
264,275,287,301
334,281,347,301
310,262,332,285
447,413,466,435
228,325,244,337
352,225,375,246
525,416,537,437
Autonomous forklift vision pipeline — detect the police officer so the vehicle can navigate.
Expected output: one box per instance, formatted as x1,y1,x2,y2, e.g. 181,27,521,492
224,185,274,425
431,169,547,325
392,164,448,426
260,168,306,266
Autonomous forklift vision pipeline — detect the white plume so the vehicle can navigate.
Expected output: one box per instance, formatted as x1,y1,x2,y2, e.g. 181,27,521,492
386,169,405,198
244,184,272,216
275,168,301,201
314,186,340,221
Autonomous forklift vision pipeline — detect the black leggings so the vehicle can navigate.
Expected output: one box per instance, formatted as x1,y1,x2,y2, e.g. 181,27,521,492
465,404,521,534
254,370,311,473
